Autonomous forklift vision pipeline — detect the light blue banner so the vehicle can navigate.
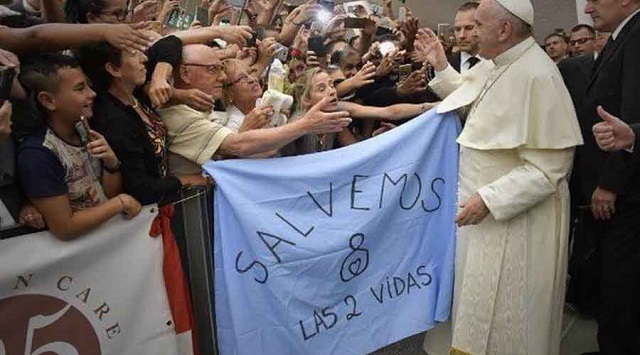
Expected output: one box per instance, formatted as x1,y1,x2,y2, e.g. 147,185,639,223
204,110,460,355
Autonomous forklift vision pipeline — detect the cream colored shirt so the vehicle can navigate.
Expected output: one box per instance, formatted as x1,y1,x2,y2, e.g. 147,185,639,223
158,104,234,175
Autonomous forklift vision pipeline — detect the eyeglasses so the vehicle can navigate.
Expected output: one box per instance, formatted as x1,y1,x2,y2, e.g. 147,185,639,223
228,74,254,86
102,8,132,22
569,37,595,46
182,63,225,76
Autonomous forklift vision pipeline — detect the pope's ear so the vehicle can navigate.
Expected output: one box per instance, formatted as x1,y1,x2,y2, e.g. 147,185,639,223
499,21,512,42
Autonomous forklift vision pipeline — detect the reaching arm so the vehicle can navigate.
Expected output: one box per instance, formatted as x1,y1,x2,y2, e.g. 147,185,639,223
219,99,351,157
0,23,151,55
170,25,252,46
339,101,433,121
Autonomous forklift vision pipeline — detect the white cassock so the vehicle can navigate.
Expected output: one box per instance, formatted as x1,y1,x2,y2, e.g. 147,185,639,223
423,37,583,355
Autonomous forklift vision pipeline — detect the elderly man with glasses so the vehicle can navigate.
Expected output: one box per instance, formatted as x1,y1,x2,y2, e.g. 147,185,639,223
157,44,352,178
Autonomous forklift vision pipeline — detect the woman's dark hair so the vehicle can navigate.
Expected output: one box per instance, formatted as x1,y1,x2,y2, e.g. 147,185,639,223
75,42,122,92
64,0,107,23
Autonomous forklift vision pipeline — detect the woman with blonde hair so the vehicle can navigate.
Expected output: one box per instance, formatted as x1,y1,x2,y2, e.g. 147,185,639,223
286,67,435,155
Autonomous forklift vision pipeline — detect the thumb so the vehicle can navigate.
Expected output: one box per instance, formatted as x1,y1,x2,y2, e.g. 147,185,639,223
597,105,619,125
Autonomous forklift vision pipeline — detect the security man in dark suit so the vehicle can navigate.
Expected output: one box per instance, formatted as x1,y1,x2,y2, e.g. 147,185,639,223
559,24,599,316
559,24,597,112
448,1,482,74
577,0,640,353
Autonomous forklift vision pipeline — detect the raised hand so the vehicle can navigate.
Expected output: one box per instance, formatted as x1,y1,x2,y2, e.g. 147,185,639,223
132,0,160,23
239,106,274,132
592,105,636,152
103,24,152,53
415,28,448,71
178,88,214,112
303,96,352,134
397,70,427,96
87,130,119,171
351,62,376,88
214,25,253,47
148,76,173,108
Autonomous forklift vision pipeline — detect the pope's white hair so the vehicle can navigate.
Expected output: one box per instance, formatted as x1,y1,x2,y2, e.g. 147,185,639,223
486,0,533,38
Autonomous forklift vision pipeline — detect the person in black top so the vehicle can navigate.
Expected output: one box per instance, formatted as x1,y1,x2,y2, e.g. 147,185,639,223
76,36,206,206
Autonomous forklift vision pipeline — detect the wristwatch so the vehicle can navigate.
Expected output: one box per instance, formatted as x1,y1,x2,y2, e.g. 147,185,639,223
103,160,121,174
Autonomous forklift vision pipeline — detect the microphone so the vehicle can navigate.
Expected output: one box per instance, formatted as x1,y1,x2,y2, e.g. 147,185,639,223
74,117,101,181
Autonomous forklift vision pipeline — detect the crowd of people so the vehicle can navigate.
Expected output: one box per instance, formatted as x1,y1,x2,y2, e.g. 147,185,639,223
1,0,639,353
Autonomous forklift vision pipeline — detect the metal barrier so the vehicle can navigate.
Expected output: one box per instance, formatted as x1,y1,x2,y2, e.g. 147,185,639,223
177,186,218,355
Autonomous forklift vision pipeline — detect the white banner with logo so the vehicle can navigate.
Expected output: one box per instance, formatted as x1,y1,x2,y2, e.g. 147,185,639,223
0,207,184,355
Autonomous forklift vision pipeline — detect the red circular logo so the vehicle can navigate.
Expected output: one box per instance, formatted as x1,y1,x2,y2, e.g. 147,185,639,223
0,294,101,355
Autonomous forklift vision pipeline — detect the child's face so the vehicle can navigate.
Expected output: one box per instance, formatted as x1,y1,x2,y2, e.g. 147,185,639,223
49,67,96,122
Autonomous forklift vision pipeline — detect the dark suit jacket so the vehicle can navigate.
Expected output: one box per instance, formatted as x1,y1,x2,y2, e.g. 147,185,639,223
559,54,595,115
632,124,640,163
449,52,462,73
576,11,640,203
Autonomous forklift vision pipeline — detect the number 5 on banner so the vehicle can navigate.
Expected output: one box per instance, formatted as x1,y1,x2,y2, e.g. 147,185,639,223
24,304,80,355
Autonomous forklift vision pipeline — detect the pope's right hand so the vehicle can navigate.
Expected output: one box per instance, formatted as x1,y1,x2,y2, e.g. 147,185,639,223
415,28,448,72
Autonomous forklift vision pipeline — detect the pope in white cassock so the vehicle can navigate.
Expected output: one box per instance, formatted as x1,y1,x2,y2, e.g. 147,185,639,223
419,0,583,354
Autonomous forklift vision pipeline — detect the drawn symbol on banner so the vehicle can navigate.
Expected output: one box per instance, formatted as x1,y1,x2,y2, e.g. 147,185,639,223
340,233,369,282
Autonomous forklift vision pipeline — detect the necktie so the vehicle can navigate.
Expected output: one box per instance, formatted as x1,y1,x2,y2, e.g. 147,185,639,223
467,56,480,69
593,37,614,74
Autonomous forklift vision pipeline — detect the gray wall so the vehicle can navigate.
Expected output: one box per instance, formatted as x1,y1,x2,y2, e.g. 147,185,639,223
400,0,579,43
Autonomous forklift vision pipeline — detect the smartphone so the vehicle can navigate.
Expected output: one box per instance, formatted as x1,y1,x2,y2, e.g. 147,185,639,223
74,116,92,145
0,66,16,103
235,0,248,25
344,17,367,29
247,32,257,47
398,64,412,82
317,0,335,12
181,12,194,29
398,7,407,22
228,0,245,6
308,36,326,58
165,7,183,29
375,26,393,37
437,23,451,39
274,44,289,63
379,41,396,56
196,6,209,26
310,21,323,35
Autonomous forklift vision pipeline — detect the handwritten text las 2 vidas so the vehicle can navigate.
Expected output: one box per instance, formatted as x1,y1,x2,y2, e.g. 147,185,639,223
230,171,445,341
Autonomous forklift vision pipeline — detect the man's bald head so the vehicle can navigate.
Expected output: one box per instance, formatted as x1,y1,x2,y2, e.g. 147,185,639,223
475,0,533,59
182,44,217,64
178,44,227,101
